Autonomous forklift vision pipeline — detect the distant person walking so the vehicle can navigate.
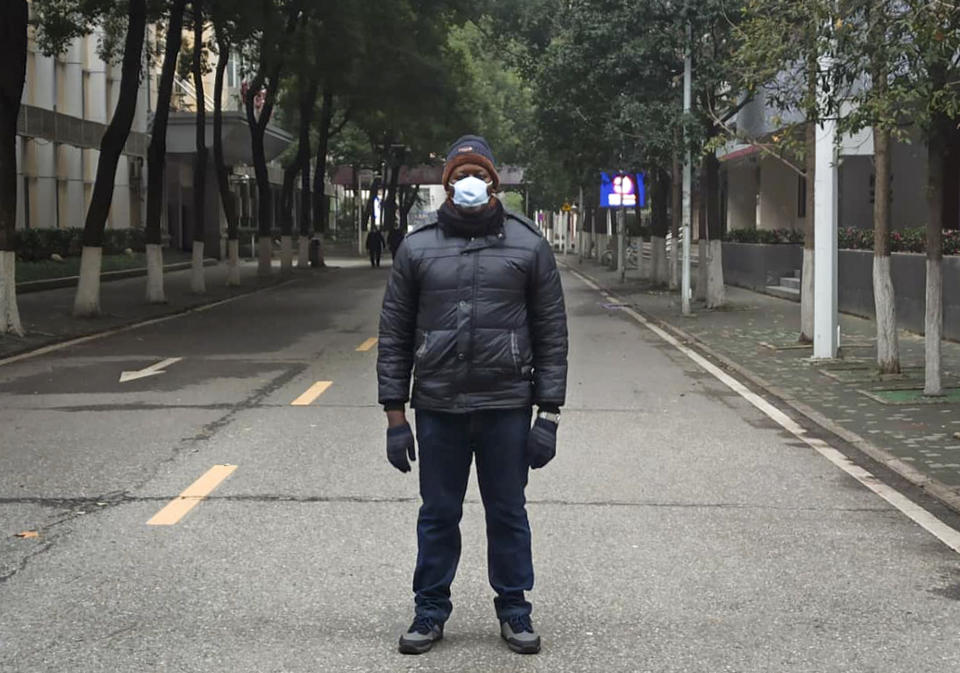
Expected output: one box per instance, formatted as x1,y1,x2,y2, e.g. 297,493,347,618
377,135,569,656
387,227,404,258
366,227,385,268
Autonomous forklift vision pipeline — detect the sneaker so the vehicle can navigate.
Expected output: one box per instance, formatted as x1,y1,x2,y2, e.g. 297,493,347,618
398,615,443,654
500,614,541,654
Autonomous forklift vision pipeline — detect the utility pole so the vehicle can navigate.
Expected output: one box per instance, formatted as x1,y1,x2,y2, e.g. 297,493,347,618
578,185,584,264
813,50,839,358
681,19,693,315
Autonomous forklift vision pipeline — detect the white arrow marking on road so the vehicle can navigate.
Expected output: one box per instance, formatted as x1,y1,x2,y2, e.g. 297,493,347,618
119,357,183,383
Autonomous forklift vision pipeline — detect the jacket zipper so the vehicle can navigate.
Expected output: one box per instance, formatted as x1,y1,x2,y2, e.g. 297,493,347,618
510,331,521,373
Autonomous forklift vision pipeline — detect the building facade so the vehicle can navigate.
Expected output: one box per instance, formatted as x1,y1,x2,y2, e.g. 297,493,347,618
16,25,149,233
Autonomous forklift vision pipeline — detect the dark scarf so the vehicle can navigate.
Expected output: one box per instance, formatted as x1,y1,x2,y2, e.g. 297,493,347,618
437,199,505,239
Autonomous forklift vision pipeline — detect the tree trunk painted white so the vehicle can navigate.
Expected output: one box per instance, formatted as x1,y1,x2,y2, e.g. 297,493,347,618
651,236,667,286
257,236,272,275
873,256,899,374
924,259,943,396
705,239,725,309
0,251,24,336
226,239,241,286
800,247,814,343
190,241,206,294
145,243,166,303
695,239,708,301
280,235,293,274
297,236,310,268
73,246,103,317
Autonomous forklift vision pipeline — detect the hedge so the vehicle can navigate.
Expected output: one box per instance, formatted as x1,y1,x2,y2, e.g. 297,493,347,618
724,226,960,255
15,228,146,262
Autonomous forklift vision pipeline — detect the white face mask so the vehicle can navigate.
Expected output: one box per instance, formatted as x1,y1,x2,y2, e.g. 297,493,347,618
451,176,491,209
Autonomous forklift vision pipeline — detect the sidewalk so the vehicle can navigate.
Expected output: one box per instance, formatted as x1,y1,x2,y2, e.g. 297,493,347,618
564,254,960,511
0,260,327,361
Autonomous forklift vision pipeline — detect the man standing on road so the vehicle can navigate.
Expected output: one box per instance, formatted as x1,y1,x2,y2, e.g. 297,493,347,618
366,227,385,268
377,135,569,656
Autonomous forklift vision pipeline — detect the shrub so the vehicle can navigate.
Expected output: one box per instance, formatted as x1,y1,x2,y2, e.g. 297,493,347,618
946,229,960,255
724,228,801,245
16,228,146,260
725,226,958,254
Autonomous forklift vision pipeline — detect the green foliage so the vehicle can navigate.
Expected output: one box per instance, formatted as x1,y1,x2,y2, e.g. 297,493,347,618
445,19,535,165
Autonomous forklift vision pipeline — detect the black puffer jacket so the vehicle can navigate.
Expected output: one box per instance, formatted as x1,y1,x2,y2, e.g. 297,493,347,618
377,209,568,412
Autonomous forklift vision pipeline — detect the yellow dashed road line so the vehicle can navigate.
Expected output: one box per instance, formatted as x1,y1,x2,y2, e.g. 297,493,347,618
356,337,379,352
291,381,333,406
147,465,237,526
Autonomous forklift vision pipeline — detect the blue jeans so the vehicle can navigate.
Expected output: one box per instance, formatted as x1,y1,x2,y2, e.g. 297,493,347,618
413,408,533,622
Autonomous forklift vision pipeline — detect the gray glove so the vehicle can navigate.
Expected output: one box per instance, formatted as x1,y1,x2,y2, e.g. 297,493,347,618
387,423,416,473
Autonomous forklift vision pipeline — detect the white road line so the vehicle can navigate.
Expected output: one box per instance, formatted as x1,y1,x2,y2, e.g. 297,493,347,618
567,267,960,555
119,357,183,383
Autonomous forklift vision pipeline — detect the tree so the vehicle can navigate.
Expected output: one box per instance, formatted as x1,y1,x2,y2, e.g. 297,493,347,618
0,0,28,335
243,0,298,275
681,0,755,308
190,0,208,294
729,0,828,340
75,0,148,316
34,0,149,316
904,1,960,395
211,0,243,286
145,0,188,303
831,0,911,373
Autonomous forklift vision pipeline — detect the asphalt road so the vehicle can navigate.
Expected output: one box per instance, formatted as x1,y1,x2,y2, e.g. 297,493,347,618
2,259,960,672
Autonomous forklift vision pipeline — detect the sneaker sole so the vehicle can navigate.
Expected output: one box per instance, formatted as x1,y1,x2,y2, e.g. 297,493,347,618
398,635,441,655
501,634,541,655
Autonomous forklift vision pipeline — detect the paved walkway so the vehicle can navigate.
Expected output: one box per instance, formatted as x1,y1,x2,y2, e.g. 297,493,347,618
565,254,960,509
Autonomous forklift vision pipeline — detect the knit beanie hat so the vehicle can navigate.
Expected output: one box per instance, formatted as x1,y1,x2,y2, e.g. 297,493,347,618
442,135,500,190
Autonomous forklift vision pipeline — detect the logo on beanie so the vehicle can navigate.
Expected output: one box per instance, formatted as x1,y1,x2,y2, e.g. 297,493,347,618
457,146,474,153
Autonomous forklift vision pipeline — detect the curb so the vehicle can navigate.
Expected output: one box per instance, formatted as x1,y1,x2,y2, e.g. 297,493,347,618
564,262,960,516
16,259,219,294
